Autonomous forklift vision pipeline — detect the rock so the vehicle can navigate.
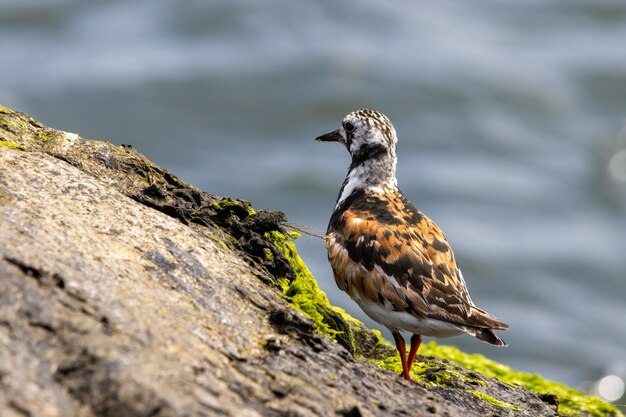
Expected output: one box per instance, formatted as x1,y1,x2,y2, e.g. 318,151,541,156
0,105,621,417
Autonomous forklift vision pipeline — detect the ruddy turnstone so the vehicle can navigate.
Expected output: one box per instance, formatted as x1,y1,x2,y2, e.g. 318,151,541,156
316,109,508,381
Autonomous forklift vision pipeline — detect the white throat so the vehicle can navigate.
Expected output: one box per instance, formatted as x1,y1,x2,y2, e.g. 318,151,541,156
334,155,398,210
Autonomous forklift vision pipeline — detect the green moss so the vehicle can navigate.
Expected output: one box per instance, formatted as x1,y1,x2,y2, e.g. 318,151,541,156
0,104,14,114
267,230,355,340
263,247,275,261
0,140,22,149
468,389,522,411
374,331,621,416
3,117,28,132
206,235,229,250
370,350,404,374
38,131,56,142
372,354,485,388
267,231,621,417
420,361,485,387
212,198,256,215
418,342,621,417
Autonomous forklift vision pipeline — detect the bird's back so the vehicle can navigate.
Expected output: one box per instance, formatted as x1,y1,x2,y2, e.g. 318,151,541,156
326,187,508,341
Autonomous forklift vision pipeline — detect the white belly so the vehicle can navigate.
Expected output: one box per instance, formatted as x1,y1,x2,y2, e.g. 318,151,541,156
355,298,464,338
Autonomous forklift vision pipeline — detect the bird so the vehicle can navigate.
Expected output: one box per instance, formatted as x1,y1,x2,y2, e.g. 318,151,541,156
316,108,508,381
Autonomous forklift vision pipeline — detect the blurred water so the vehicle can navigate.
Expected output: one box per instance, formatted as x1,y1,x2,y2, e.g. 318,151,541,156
2,0,626,406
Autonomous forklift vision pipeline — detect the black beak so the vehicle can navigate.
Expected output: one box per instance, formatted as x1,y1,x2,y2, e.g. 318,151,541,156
315,129,342,142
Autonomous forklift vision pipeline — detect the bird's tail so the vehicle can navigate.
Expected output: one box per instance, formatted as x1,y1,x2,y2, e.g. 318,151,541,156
461,305,509,346
463,326,508,347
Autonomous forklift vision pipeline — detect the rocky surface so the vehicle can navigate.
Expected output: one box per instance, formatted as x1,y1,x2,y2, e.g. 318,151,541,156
0,105,620,417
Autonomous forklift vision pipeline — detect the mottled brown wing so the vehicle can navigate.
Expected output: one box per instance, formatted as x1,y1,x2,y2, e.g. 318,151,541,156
327,190,507,330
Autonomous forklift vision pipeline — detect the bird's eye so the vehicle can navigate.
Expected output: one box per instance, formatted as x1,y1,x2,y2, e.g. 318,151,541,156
344,122,356,133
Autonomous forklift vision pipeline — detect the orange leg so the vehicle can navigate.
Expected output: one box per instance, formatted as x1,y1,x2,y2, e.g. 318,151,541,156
392,330,411,381
406,334,423,373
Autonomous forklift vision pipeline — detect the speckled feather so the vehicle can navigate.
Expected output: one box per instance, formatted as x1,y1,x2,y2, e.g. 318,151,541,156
319,108,508,346
327,188,507,333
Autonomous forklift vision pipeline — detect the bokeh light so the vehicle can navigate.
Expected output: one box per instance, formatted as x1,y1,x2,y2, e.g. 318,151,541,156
608,149,626,182
593,375,625,403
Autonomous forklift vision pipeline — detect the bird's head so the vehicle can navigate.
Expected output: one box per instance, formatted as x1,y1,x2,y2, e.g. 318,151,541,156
316,108,397,164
